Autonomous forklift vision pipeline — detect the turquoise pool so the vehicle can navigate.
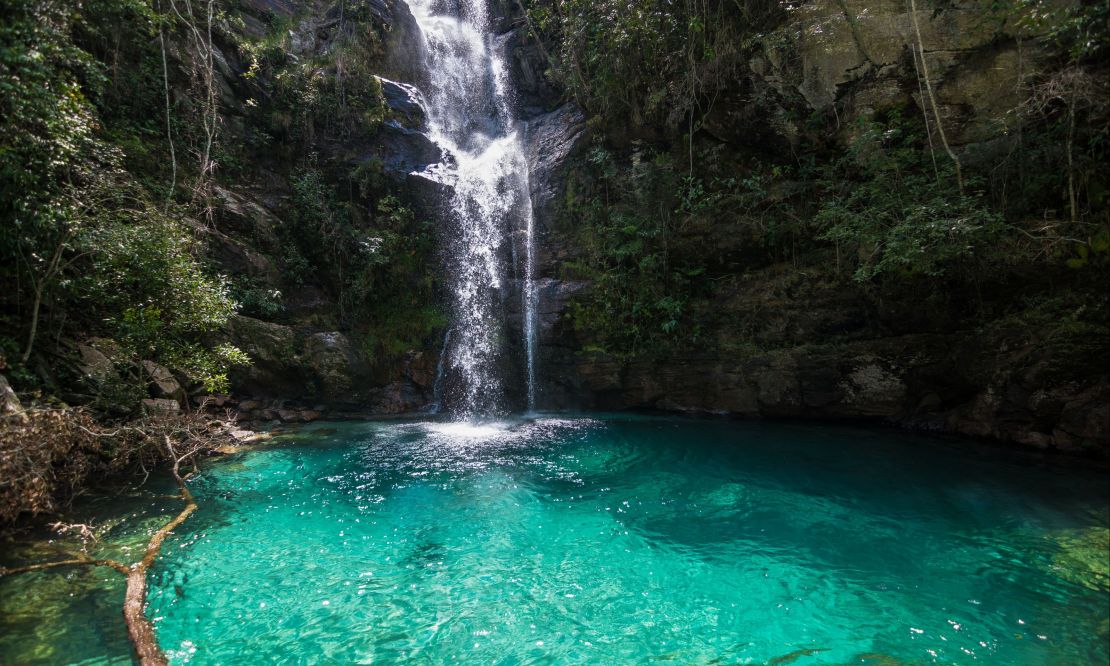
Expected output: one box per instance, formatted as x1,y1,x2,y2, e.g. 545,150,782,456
1,415,1107,664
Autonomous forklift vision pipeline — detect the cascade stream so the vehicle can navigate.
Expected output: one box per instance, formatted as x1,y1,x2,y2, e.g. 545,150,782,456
409,0,537,419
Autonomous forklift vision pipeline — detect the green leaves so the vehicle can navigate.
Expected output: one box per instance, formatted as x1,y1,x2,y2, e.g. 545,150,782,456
815,113,1006,281
73,198,245,392
1066,228,1110,270
565,142,705,356
1009,0,1110,61
0,0,247,400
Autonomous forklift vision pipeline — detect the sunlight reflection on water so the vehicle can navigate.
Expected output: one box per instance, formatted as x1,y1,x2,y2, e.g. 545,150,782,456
1,415,1106,666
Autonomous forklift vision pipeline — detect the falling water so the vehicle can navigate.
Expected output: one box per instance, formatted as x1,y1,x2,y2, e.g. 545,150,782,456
409,0,537,418
428,327,453,413
521,182,537,413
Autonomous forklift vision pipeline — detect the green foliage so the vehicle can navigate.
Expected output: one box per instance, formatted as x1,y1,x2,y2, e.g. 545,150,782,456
815,113,1006,280
348,196,445,363
1007,0,1110,61
524,0,781,127
564,143,710,355
362,306,448,362
278,163,443,363
232,279,285,319
74,199,247,392
239,13,387,144
0,0,246,404
1,0,103,263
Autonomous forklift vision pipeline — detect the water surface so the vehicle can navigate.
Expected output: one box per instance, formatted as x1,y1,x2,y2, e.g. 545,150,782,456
2,415,1107,664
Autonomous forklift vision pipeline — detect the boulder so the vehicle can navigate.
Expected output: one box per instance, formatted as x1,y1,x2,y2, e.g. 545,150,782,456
1,373,26,422
380,77,426,127
77,344,114,384
373,120,442,180
303,332,358,399
277,409,302,423
77,338,124,385
224,315,302,397
370,380,425,413
230,429,258,442
141,398,181,414
213,186,283,253
143,360,186,404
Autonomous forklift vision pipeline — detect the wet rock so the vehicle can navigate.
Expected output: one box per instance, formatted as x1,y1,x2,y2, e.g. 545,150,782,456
370,379,425,413
373,121,442,180
379,0,426,85
506,26,561,110
523,103,588,234
401,350,437,391
380,77,426,127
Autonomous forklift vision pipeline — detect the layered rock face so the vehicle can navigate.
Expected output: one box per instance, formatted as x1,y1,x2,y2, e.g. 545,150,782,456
171,0,1106,452
508,0,1110,453
184,0,442,414
534,272,1109,452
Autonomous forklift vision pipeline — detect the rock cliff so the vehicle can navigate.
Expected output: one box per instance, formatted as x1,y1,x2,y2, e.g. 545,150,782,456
508,0,1110,453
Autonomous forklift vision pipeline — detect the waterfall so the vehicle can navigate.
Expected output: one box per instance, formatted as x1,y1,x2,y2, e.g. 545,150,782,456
409,0,537,418
428,327,453,413
521,175,537,413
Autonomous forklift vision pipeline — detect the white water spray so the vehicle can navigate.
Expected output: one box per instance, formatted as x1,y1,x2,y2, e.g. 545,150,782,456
409,0,537,417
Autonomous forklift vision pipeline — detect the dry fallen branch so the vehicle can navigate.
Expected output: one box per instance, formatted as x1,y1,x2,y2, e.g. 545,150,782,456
1,409,235,664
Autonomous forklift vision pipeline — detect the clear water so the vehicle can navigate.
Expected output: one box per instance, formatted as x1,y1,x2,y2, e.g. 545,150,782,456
1,415,1107,665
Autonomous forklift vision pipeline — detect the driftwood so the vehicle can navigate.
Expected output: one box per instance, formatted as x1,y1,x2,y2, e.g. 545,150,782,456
1,428,214,665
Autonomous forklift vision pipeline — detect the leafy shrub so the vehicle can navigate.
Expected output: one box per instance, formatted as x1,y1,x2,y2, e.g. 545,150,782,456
524,0,782,128
564,143,709,355
232,279,285,320
0,0,247,400
815,113,1006,280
